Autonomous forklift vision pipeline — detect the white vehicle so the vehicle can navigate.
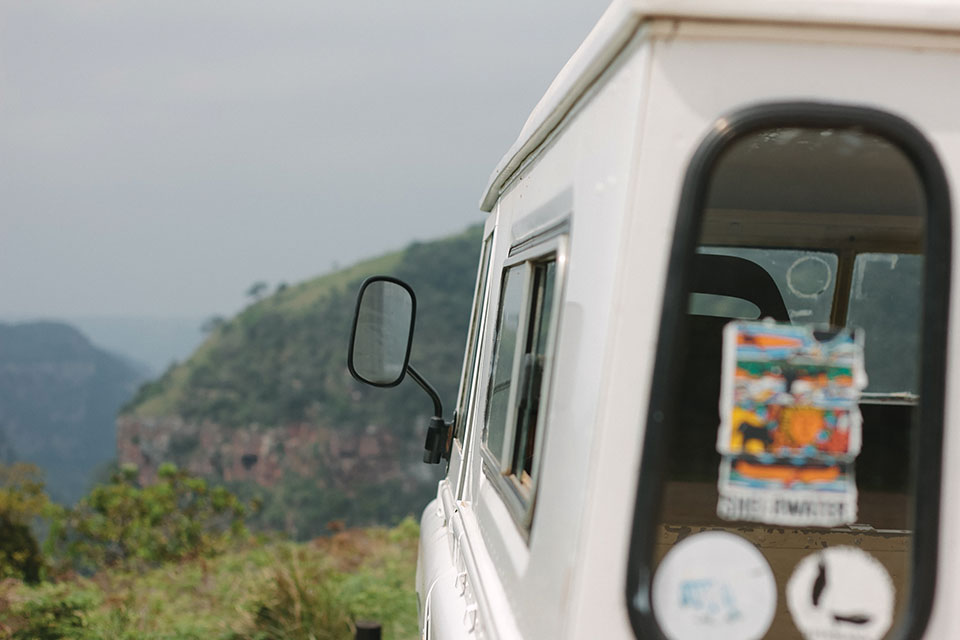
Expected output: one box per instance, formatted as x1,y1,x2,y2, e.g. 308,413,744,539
348,0,960,638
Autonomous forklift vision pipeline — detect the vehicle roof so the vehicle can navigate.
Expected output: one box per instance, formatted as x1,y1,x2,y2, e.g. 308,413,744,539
479,0,960,211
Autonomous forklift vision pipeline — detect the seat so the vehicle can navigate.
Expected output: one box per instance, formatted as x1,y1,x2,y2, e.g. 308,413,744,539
668,253,790,483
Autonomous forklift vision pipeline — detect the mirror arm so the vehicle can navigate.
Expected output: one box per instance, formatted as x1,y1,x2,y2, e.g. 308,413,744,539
406,364,451,464
406,364,443,418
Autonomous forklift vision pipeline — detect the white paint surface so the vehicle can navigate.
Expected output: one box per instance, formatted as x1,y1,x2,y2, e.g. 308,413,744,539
420,8,960,638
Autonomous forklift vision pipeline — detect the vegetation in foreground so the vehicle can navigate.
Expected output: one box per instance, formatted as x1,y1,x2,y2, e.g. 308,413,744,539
0,463,420,640
0,523,419,640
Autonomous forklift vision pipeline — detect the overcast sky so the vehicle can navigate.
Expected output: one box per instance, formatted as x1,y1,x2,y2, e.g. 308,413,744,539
0,0,609,319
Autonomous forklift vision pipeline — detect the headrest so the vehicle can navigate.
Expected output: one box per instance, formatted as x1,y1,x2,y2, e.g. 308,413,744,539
690,253,790,322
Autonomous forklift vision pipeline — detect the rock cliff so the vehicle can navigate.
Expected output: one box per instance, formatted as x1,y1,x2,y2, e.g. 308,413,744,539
117,225,482,537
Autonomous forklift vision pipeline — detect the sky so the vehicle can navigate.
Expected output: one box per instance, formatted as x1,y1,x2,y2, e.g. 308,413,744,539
0,0,610,320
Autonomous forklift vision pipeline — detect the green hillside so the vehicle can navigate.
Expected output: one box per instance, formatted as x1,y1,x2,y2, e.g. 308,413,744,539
120,224,484,535
0,322,146,504
126,224,481,429
125,248,405,422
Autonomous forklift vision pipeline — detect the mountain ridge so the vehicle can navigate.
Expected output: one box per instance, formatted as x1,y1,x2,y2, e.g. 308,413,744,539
0,321,147,503
118,224,483,536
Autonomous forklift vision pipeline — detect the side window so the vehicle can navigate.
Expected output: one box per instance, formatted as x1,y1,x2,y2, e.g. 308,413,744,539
453,233,494,442
482,242,563,527
485,265,525,460
510,261,556,490
628,109,950,640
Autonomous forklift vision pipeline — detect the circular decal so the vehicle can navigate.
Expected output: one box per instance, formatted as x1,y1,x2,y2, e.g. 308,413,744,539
786,255,833,300
652,531,777,640
787,546,894,640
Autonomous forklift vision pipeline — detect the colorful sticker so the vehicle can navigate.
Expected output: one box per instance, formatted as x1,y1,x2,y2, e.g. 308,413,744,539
716,321,866,526
652,531,777,640
786,547,894,640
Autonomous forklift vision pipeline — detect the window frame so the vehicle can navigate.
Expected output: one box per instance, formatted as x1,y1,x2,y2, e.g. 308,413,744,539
626,102,951,640
453,229,495,444
480,231,568,533
449,226,496,499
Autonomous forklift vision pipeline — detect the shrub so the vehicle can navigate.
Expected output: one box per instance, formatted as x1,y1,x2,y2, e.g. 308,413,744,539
4,584,99,640
0,463,49,583
237,521,420,640
48,463,249,573
0,517,42,584
243,545,353,640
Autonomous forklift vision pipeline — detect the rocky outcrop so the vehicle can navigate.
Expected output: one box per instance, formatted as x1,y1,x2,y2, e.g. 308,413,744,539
114,227,481,534
116,416,416,493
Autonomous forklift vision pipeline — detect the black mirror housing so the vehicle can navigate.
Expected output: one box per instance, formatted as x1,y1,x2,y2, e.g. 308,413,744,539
347,276,417,387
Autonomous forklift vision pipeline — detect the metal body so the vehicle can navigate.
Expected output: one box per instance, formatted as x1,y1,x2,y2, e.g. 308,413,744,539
415,2,960,638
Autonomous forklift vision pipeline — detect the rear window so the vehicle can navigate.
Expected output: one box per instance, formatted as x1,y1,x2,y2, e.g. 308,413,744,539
628,108,949,640
696,247,837,325
694,247,921,398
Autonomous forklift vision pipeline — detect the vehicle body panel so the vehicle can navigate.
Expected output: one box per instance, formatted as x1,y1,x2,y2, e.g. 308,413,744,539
417,6,960,639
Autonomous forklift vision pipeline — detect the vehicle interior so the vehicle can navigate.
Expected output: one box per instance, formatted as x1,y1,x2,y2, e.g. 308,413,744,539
654,126,927,637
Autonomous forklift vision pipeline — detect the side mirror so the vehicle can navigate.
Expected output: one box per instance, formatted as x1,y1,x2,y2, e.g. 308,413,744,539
347,275,453,465
348,277,416,387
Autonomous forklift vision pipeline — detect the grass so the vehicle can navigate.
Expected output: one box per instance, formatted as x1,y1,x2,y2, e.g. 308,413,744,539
268,251,405,316
0,519,420,640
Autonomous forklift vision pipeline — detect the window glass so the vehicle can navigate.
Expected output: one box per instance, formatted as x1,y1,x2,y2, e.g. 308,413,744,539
454,234,494,441
511,261,556,487
635,123,935,640
847,253,923,396
484,265,525,461
697,247,837,323
688,293,761,319
482,249,561,526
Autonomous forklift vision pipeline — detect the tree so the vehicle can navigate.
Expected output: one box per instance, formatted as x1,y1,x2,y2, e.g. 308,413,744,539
0,462,50,582
246,281,269,301
47,463,249,573
201,315,226,334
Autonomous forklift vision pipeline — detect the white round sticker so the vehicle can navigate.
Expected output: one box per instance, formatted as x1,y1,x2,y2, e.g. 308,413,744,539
652,531,777,640
787,546,895,640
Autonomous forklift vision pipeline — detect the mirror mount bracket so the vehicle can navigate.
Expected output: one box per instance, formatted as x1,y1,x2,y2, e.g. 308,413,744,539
407,365,451,464
406,364,443,418
423,416,451,464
